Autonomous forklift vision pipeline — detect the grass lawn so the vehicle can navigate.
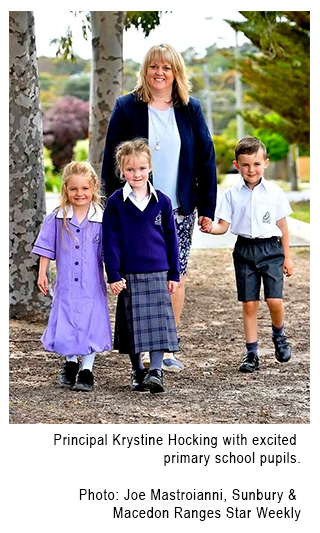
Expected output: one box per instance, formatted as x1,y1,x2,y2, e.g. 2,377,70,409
290,201,310,223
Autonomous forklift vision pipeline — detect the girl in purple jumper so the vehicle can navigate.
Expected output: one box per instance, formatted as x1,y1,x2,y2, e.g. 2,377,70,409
33,161,112,392
103,139,180,393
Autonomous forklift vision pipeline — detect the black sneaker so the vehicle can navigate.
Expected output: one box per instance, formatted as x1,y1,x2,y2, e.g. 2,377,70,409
143,369,165,393
239,352,259,373
73,369,94,392
59,361,79,388
130,369,148,392
273,334,291,362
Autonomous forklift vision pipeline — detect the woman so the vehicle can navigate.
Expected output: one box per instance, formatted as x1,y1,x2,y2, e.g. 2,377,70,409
101,43,217,372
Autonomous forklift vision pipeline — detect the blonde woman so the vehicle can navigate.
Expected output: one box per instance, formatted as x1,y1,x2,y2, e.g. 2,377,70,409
32,162,112,391
101,44,217,372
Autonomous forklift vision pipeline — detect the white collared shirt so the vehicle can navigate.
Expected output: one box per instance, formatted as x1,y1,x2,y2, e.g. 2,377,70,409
216,177,293,238
123,180,159,211
56,202,103,223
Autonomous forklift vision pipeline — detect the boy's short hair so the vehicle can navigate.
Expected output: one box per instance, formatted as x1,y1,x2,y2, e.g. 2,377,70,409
235,136,267,161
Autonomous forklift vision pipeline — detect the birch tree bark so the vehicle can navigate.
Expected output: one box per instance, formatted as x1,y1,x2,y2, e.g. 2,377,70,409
9,11,50,319
89,11,125,183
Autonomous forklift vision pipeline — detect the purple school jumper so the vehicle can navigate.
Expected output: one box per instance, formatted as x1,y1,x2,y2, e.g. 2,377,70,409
32,204,112,356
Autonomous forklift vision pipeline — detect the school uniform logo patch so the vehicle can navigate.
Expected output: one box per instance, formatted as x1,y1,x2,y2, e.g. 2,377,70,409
154,212,162,225
92,233,101,243
262,211,271,224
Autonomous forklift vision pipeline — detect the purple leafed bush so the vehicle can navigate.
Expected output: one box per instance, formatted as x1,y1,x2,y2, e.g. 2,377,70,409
43,96,89,170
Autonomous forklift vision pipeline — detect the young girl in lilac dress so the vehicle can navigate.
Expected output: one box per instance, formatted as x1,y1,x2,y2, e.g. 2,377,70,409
32,161,112,392
103,139,180,393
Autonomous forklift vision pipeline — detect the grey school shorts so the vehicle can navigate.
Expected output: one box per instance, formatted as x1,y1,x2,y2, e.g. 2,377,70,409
232,236,285,302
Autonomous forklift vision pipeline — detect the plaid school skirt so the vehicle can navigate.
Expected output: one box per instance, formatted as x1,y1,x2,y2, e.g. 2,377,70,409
114,272,179,355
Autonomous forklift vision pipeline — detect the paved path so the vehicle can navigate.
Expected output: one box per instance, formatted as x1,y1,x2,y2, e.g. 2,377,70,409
192,214,310,249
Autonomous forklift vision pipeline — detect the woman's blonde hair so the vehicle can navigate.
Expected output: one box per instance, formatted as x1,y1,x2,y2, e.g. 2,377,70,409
135,44,192,106
116,138,152,179
57,161,101,232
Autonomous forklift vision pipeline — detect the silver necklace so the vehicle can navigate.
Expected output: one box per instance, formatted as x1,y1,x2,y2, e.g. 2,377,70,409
149,106,173,151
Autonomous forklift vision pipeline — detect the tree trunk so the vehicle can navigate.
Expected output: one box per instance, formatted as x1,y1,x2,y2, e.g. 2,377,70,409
288,144,299,191
89,11,125,182
9,11,50,319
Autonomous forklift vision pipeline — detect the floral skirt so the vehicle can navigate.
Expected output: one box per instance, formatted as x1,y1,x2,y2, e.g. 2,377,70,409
173,208,196,275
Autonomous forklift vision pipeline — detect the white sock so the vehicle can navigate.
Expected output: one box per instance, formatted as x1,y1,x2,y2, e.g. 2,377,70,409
66,355,78,363
81,353,96,372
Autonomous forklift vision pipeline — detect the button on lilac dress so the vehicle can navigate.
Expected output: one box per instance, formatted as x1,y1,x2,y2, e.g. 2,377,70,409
32,204,112,356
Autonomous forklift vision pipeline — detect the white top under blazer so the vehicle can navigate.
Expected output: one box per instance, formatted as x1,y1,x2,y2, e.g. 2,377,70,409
148,106,181,210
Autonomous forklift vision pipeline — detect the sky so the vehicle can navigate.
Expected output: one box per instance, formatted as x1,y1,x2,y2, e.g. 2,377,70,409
33,10,247,62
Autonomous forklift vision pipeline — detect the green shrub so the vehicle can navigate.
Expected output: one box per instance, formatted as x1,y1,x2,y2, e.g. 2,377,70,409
43,140,90,193
212,134,237,176
253,125,289,162
43,147,61,192
73,139,89,161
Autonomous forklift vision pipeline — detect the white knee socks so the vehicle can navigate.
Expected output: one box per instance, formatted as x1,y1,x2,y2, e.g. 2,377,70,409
81,353,96,372
66,353,96,371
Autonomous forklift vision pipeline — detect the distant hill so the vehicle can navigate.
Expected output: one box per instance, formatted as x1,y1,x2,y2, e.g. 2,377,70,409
38,55,90,76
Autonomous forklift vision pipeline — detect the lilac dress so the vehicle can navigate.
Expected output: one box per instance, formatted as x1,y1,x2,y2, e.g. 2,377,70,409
32,203,112,356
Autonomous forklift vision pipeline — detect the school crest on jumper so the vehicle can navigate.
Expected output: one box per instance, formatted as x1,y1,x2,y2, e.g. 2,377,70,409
262,211,271,224
92,233,101,243
154,212,162,225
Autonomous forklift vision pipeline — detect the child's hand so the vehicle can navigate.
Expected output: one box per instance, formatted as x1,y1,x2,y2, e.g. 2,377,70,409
283,258,293,277
168,280,179,294
37,273,49,295
110,278,127,295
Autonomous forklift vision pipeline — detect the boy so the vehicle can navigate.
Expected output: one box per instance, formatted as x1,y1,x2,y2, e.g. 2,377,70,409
201,136,293,372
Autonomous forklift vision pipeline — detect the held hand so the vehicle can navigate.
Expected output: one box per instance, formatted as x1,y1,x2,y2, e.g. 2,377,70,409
37,273,49,295
283,258,293,277
168,280,179,294
202,219,229,235
110,278,127,295
200,220,213,233
198,216,212,228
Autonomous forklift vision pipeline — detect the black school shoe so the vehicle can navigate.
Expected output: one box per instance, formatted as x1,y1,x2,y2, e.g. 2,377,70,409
73,369,94,392
272,334,291,363
131,369,148,392
239,352,259,373
143,369,165,393
59,361,79,388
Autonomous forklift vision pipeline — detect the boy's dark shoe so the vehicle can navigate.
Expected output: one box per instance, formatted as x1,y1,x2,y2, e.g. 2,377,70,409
273,334,291,362
59,361,79,388
239,352,259,373
130,369,148,392
73,369,94,392
143,369,165,393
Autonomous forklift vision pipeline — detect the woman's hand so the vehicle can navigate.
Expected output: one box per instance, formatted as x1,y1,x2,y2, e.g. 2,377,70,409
198,216,212,229
199,217,213,233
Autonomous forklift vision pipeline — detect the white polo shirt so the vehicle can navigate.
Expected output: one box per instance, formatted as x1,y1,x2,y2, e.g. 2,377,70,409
216,177,293,238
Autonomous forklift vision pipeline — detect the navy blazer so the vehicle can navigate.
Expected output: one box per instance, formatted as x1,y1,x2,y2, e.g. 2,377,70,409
101,92,217,218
